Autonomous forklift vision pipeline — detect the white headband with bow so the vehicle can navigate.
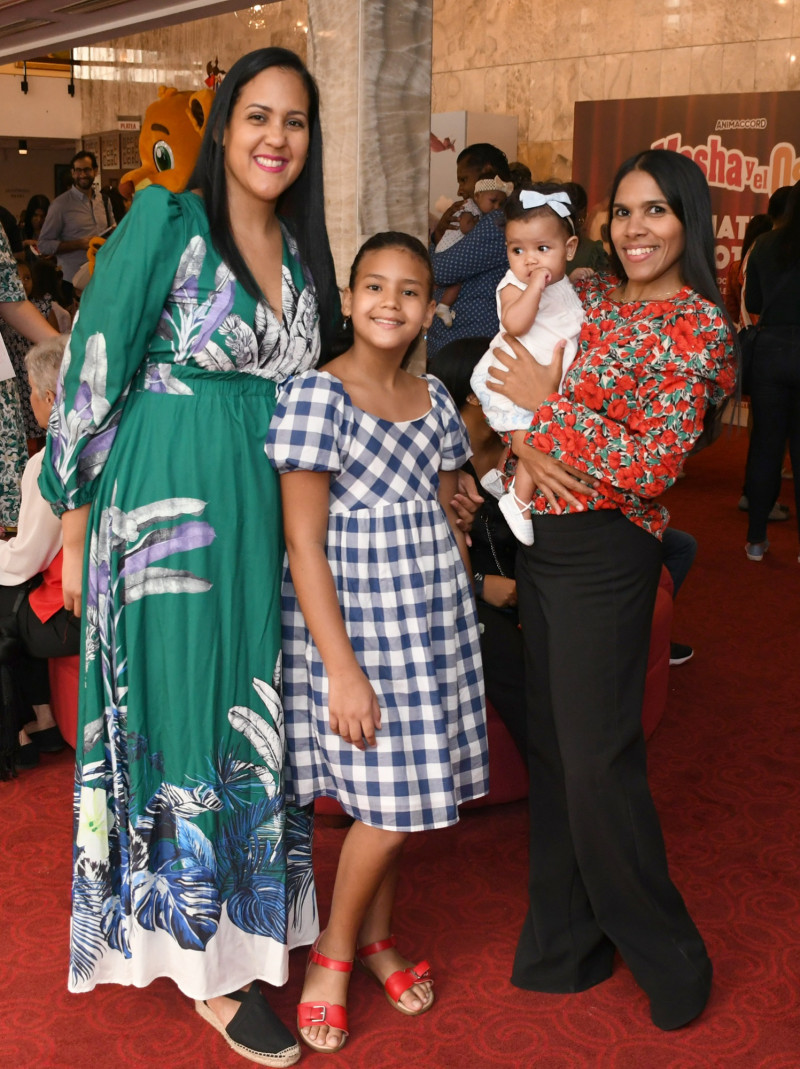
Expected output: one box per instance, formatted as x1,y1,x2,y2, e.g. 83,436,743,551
519,190,573,218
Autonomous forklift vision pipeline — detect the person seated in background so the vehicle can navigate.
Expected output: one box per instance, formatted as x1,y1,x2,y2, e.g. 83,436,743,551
20,195,52,263
428,143,512,356
434,175,513,328
0,206,24,263
660,526,698,666
509,161,532,190
0,336,78,772
428,336,526,758
560,182,610,276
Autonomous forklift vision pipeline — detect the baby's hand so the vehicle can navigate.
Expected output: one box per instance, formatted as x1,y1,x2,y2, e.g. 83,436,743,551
529,265,552,292
570,267,595,283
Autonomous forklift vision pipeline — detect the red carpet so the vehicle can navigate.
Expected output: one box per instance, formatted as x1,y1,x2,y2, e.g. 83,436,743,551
2,431,800,1068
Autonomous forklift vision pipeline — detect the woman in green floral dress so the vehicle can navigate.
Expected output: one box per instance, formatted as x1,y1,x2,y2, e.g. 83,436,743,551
39,49,339,1068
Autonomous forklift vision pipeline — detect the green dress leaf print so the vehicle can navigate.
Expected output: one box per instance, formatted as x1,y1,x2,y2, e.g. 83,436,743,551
39,186,319,999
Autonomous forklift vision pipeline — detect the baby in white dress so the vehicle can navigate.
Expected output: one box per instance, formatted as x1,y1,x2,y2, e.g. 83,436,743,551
470,184,585,544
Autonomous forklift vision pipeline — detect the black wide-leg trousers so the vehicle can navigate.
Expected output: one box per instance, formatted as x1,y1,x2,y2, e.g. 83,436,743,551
511,509,711,1028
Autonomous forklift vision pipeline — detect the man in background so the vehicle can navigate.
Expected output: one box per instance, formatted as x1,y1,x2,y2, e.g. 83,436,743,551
37,151,114,283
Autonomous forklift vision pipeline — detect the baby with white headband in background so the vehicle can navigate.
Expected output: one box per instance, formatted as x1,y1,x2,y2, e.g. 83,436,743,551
470,183,586,544
434,175,514,327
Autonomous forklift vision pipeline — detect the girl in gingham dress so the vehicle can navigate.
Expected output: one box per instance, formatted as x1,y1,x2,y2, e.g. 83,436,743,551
266,232,487,1054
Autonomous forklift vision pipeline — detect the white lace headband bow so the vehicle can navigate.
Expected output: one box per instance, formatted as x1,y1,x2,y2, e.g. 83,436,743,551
519,190,573,218
474,175,514,196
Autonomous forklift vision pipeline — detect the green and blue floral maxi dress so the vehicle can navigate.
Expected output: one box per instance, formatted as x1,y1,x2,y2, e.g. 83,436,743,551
39,187,319,999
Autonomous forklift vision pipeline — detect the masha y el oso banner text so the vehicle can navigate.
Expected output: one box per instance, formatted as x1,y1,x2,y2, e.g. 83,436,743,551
572,91,800,294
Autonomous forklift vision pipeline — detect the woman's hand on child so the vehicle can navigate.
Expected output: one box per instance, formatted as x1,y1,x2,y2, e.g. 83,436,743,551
514,440,598,514
488,333,563,413
328,668,382,750
451,470,483,544
482,575,517,609
433,200,465,244
569,267,595,283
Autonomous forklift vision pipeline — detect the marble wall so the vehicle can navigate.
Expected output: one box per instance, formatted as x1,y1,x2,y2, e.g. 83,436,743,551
79,3,309,134
432,0,800,178
308,0,433,286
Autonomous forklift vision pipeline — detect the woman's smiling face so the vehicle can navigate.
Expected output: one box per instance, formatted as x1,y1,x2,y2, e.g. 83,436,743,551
610,168,686,295
223,66,310,209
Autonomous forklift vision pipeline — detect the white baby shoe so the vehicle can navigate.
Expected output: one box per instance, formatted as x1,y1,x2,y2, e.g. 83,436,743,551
498,489,534,545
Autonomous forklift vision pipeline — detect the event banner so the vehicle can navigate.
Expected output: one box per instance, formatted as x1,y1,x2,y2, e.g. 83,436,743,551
572,92,800,288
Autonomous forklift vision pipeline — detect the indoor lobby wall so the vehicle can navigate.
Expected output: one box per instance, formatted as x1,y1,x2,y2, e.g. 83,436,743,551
432,0,800,180
79,2,309,134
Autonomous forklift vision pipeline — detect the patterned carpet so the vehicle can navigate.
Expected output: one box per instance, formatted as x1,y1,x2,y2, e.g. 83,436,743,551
2,431,799,1068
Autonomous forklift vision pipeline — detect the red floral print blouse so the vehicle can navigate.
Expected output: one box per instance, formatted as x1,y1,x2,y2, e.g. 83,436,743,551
524,274,736,537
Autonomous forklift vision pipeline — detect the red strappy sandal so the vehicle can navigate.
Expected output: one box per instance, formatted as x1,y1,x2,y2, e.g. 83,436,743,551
356,935,434,1016
296,934,352,1054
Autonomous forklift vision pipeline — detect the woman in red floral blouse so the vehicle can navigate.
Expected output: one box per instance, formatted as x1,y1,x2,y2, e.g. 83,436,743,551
489,150,736,1031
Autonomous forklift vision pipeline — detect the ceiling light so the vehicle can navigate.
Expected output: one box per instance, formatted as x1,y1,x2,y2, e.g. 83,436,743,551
235,5,268,31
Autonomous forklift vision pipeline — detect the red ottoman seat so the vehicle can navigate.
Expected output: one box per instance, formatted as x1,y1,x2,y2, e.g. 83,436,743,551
49,654,80,751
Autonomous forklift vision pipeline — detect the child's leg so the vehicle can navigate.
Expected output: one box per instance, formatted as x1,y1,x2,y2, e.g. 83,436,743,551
356,860,433,1011
498,431,535,545
299,821,410,1049
435,283,461,326
513,458,535,511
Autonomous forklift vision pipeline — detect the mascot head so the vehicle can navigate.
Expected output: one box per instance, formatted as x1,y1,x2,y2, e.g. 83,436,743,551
119,86,215,199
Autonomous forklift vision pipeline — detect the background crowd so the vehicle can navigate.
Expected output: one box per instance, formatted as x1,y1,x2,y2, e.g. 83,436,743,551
1,41,797,1069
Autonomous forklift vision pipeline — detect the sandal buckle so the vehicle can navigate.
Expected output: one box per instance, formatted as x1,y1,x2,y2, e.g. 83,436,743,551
309,1004,328,1024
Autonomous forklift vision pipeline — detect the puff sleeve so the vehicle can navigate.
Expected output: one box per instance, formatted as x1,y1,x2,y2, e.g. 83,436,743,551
266,370,348,474
427,375,472,470
38,187,189,514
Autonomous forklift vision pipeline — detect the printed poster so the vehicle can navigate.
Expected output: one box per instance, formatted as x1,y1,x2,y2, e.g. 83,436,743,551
572,92,800,293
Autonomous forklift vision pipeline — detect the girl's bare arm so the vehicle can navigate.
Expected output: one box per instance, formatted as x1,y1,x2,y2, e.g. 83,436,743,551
438,468,472,576
281,469,381,750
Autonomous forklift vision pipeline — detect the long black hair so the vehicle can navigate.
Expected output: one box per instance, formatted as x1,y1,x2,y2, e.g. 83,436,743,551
772,180,800,269
741,213,772,261
426,336,490,410
607,149,726,315
187,48,339,356
22,194,50,240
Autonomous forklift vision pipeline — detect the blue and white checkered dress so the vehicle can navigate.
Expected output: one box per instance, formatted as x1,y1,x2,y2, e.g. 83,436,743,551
267,370,488,831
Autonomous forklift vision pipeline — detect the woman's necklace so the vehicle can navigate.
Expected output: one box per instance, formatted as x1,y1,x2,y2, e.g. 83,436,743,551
616,283,682,303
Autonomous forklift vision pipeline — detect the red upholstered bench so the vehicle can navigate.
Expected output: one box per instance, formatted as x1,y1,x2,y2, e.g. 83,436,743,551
315,566,674,817
49,654,80,751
